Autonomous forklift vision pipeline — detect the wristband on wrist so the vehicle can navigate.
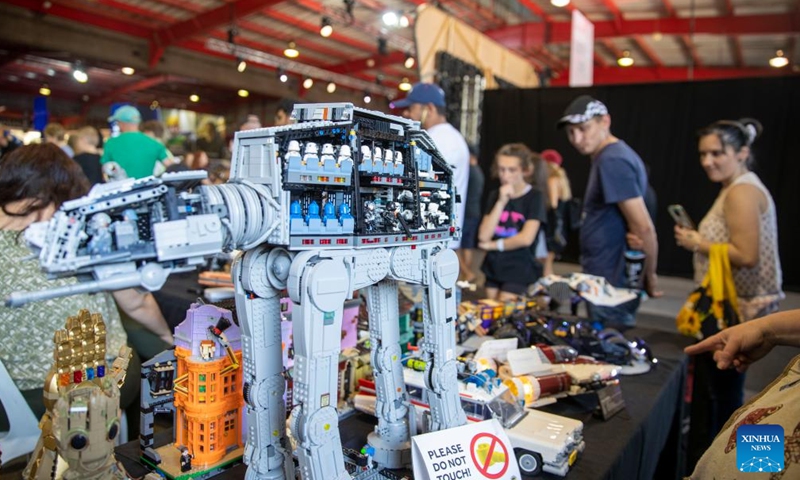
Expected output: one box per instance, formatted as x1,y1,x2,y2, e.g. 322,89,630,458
496,239,505,252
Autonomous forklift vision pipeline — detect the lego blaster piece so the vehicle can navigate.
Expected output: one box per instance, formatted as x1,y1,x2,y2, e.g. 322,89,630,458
208,317,240,374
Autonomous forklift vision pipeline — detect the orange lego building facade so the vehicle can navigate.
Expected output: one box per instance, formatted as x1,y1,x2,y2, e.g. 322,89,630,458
172,304,244,467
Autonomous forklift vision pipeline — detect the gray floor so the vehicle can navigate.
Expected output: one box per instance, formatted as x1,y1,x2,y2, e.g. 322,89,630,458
462,254,800,398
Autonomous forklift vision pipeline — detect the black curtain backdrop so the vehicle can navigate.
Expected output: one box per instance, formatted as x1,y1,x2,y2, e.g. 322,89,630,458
479,76,800,290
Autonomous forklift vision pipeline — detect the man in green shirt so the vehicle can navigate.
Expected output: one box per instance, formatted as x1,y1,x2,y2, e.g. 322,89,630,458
101,105,169,179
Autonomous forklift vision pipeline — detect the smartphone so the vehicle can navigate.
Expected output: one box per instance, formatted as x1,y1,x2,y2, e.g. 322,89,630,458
668,204,694,229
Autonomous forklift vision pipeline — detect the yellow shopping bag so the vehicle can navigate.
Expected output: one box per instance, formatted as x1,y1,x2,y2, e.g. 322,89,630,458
676,244,740,340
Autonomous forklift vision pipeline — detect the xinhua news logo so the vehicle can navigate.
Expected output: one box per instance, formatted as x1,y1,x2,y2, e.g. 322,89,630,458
736,424,784,473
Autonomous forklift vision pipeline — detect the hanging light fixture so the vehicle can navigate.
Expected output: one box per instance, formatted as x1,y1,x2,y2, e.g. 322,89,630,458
39,84,51,96
278,67,289,83
551,0,570,7
363,93,372,104
189,94,200,102
72,64,88,83
320,17,333,37
303,78,314,89
399,14,410,28
617,50,634,67
121,67,135,75
327,82,336,93
404,53,415,69
399,78,412,91
769,50,789,68
284,41,300,58
237,57,247,72
382,12,399,27
238,89,249,97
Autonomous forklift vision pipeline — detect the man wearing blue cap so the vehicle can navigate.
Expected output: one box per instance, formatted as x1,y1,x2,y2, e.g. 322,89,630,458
395,83,470,250
101,105,170,179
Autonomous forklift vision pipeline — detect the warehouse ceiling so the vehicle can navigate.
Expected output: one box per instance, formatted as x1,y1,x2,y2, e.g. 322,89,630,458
0,0,798,120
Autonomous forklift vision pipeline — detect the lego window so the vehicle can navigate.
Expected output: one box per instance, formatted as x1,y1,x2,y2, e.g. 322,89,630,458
224,386,229,394
199,374,206,382
199,385,206,393
210,422,215,430
200,423,204,431
211,373,216,381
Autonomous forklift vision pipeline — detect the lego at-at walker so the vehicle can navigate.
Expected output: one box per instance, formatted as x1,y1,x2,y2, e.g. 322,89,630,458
22,309,159,480
9,103,468,479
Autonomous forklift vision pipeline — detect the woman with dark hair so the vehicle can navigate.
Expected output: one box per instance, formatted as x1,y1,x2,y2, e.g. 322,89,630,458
674,119,783,469
0,144,172,423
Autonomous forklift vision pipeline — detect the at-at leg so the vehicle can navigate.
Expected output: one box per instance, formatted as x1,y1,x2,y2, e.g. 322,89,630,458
234,247,293,480
365,279,411,469
418,248,466,431
288,252,352,480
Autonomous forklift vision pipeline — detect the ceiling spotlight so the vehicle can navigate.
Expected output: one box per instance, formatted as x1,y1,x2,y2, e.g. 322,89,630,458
364,93,371,104
382,12,399,27
327,82,336,93
551,0,570,6
320,17,333,38
404,53,415,69
399,14,410,28
303,77,314,89
399,78,412,91
82,94,89,102
46,68,56,77
770,50,789,68
617,50,634,67
189,94,200,102
121,67,135,75
652,32,663,41
238,89,249,97
284,41,299,58
237,57,247,73
366,59,376,68
39,84,51,96
72,68,88,83
278,68,288,83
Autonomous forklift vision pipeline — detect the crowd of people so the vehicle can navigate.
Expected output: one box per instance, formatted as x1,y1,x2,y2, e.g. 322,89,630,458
0,84,790,476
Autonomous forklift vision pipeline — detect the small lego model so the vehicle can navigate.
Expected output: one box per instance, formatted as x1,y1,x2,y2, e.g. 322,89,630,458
22,309,143,480
10,103,467,480
140,302,245,479
356,365,585,477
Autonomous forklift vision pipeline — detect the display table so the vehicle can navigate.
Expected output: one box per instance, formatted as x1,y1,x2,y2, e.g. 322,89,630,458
117,327,692,480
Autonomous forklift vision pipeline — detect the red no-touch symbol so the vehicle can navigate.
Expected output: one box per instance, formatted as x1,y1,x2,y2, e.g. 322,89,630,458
470,432,510,479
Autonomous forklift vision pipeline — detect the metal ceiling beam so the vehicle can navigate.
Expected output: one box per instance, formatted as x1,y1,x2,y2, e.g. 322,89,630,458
730,37,744,67
4,0,151,38
94,75,176,104
594,51,609,68
150,0,283,65
485,14,800,47
328,51,407,74
551,66,798,85
90,0,176,25
722,0,735,16
680,35,702,67
599,0,623,33
256,10,374,53
237,19,351,62
660,0,676,17
632,35,663,68
517,0,551,22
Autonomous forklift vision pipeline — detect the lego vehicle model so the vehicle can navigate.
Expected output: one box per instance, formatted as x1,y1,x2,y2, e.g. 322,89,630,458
356,366,585,477
9,103,467,480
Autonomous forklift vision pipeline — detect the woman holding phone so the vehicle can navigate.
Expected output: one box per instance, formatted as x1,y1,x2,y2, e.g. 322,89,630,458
674,118,783,470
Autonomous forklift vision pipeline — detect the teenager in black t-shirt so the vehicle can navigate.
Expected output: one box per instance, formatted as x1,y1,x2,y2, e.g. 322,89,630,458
478,143,546,300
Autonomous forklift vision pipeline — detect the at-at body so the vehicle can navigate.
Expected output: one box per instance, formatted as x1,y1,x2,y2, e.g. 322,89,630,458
9,104,467,479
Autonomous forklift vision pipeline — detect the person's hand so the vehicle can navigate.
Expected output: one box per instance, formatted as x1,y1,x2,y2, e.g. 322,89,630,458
498,184,514,205
626,232,644,250
674,225,701,252
644,273,663,298
684,320,775,372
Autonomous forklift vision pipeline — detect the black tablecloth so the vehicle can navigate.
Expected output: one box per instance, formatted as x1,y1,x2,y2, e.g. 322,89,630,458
117,327,692,480
152,272,207,330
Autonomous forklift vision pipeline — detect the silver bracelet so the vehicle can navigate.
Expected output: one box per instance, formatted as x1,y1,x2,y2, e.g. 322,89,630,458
496,239,505,252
